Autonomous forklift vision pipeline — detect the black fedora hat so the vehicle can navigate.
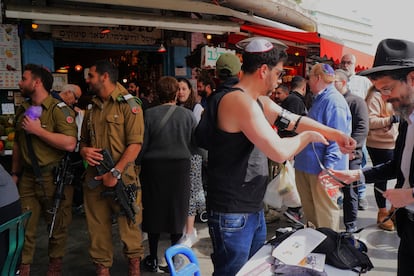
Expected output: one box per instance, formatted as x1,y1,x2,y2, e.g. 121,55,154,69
359,38,414,76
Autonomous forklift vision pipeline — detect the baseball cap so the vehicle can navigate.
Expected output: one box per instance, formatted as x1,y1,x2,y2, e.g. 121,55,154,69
216,53,241,76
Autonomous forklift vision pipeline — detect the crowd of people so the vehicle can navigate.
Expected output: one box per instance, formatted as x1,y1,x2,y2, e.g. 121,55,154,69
3,36,414,276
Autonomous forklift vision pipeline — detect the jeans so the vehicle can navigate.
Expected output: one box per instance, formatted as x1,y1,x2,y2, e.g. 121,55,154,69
208,209,266,276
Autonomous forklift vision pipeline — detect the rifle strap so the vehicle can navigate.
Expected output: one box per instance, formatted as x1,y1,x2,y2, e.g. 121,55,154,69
153,105,177,137
25,133,43,184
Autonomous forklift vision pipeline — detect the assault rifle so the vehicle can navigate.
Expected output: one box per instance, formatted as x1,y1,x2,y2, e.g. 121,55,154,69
49,153,73,238
96,149,138,224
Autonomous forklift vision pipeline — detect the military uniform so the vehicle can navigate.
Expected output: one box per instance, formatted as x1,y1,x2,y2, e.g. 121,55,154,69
14,95,77,264
80,82,144,267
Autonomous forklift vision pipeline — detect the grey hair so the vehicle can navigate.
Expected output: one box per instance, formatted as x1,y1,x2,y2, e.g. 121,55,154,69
61,84,79,93
335,69,349,82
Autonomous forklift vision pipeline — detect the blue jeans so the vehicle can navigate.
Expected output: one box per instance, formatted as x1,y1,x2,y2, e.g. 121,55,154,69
207,209,266,276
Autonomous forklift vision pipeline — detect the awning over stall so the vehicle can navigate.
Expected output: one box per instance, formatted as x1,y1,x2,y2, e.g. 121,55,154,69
240,24,373,70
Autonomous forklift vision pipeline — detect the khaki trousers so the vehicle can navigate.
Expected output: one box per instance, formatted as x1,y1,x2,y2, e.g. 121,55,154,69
295,170,340,231
18,171,73,264
83,181,144,267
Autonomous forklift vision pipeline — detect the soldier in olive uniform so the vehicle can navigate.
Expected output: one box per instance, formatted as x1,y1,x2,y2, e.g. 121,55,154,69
11,64,78,276
79,60,144,276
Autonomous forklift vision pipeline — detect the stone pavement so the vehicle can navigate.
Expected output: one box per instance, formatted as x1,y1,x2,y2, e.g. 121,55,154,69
29,182,399,275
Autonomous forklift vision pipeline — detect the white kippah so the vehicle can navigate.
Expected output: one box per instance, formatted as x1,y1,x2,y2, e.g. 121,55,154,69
245,38,274,53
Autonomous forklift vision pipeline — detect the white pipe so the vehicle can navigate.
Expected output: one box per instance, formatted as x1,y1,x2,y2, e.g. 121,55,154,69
220,0,317,32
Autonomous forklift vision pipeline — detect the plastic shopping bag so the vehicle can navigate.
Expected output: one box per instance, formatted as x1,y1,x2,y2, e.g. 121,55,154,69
264,172,283,209
263,161,301,209
280,161,301,208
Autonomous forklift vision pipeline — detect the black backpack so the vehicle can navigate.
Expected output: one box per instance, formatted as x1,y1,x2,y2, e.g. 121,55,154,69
313,227,374,274
268,227,374,274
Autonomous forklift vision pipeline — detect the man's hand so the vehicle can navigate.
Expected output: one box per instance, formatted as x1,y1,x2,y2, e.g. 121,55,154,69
383,188,414,208
318,169,360,188
335,132,356,154
80,147,103,166
94,172,117,187
22,116,42,135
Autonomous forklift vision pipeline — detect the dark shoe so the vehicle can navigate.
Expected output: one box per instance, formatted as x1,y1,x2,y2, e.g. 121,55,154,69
141,255,158,272
159,255,185,273
358,198,369,210
17,264,30,276
95,263,110,276
128,258,141,276
46,258,62,276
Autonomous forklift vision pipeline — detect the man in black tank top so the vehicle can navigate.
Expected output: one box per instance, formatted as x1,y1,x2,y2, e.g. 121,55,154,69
203,37,356,276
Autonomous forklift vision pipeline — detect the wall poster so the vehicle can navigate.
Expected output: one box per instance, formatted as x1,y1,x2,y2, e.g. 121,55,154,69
0,24,22,89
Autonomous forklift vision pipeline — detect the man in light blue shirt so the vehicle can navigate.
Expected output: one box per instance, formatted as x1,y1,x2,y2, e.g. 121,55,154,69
295,63,352,231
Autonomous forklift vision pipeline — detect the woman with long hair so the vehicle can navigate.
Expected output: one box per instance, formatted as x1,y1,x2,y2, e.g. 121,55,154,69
176,78,206,247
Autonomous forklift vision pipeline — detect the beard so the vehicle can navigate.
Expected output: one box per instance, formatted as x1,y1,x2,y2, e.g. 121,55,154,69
20,86,34,98
198,90,207,97
393,92,414,120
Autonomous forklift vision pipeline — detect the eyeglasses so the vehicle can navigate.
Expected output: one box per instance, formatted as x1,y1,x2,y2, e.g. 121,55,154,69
340,61,354,65
378,88,392,96
69,90,79,101
376,82,399,96
274,68,286,78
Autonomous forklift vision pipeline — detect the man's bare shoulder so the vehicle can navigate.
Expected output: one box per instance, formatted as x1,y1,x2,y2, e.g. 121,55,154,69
220,88,252,107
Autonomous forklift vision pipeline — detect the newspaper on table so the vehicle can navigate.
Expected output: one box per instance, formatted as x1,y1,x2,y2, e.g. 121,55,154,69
272,228,326,266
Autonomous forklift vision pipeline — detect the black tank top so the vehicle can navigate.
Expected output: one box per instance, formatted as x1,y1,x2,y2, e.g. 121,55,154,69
207,89,269,213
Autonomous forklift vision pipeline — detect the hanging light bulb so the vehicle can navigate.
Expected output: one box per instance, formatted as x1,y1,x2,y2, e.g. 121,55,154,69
74,64,83,72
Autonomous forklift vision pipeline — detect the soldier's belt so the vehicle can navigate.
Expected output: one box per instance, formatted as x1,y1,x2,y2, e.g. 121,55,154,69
23,163,58,174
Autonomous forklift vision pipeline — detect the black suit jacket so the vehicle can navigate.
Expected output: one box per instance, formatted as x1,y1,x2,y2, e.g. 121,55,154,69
363,120,414,188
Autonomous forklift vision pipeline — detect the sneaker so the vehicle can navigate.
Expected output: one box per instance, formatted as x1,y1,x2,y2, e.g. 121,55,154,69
358,198,369,211
346,225,358,233
178,229,199,248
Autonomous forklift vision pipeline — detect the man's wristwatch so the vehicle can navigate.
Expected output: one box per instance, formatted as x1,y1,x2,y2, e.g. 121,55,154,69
110,168,122,179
